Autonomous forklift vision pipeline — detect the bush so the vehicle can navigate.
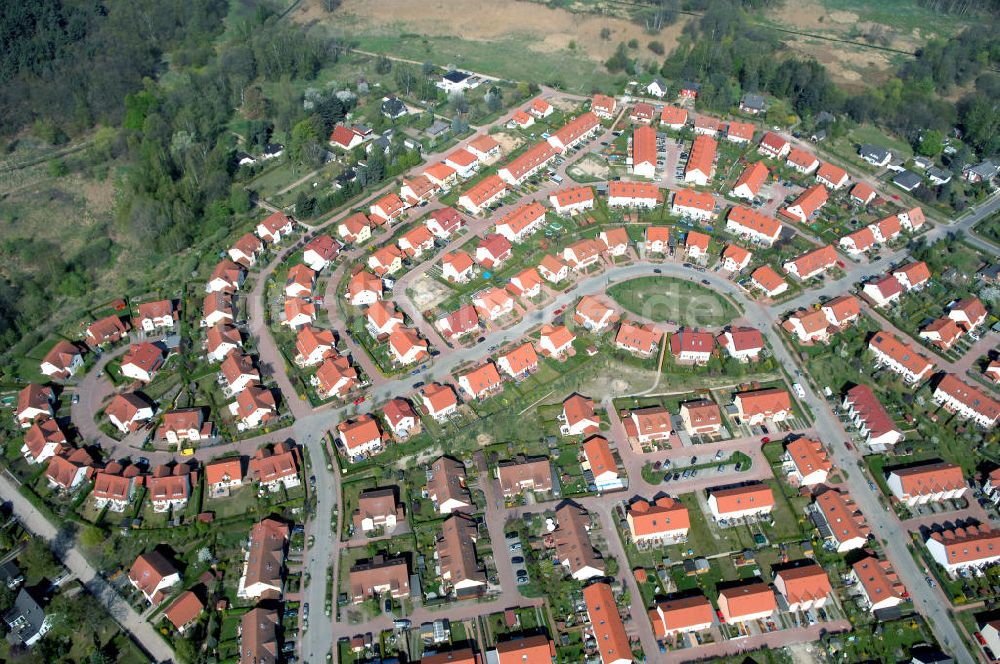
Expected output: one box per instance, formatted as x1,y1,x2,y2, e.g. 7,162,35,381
648,41,665,55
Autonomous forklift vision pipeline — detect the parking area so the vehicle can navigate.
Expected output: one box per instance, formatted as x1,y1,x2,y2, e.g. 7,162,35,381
504,531,530,586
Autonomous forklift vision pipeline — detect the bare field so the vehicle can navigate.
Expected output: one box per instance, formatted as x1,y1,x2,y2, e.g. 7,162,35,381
292,0,691,91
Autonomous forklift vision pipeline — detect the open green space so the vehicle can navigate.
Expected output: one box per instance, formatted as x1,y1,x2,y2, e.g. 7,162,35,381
607,277,740,328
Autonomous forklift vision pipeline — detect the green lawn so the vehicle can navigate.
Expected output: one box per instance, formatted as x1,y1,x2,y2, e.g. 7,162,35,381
606,277,740,327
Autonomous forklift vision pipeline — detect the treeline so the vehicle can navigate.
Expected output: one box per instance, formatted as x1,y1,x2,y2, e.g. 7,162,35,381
659,2,999,156
915,0,1000,14
0,0,229,138
0,2,345,349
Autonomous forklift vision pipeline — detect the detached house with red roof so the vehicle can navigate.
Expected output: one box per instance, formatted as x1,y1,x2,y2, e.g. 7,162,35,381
783,438,831,486
441,251,475,283
591,94,617,119
840,227,877,256
444,149,479,179
256,211,294,244
659,105,687,129
329,124,365,150
575,296,617,332
202,292,235,328
708,482,775,522
630,102,655,124
367,245,405,276
312,354,357,399
204,457,244,496
598,227,630,257
892,261,931,291
774,564,832,612
758,131,790,159
232,384,277,430
346,270,382,307
249,443,300,491
616,322,662,357
562,238,604,271
388,328,429,365
421,384,459,422
684,230,711,259
92,465,140,511
750,265,788,298
458,362,503,400
732,161,768,200
559,394,600,437
435,304,480,341
21,418,66,465
784,309,832,344
783,244,837,280
282,297,316,330
734,387,792,426
507,267,543,299
228,233,263,267
539,254,570,283
45,448,93,491
851,557,906,613
851,182,877,206
786,148,820,175
920,317,964,351
158,408,213,446
106,393,155,433
718,327,764,362
496,342,539,380
40,341,84,379
147,466,191,512
781,184,828,223
949,297,988,331
726,120,755,144
679,399,722,436
338,415,385,458
467,134,502,163
86,315,129,347
473,287,516,322
369,193,406,225
295,325,335,366
631,125,657,178
626,406,672,444
539,324,576,358
475,233,513,269
426,206,465,239
120,342,165,383
816,162,849,189
383,398,420,439
16,384,54,428
366,301,404,338
302,234,339,272
397,225,435,259
136,300,176,333
129,552,180,605
582,436,622,493
337,212,373,245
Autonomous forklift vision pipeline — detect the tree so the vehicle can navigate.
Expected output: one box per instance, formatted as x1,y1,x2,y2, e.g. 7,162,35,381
484,86,503,113
288,117,322,166
600,27,612,40
22,538,59,583
627,39,639,49
648,41,665,55
375,54,392,75
451,116,469,135
422,60,434,76
917,129,944,157
605,43,631,73
395,65,418,96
